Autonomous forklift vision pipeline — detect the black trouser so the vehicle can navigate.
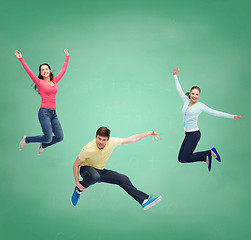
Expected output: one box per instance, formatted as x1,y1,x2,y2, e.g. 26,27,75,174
79,166,149,205
178,130,211,163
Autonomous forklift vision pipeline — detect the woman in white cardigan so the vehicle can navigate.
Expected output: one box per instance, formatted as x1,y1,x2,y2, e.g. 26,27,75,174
173,67,242,171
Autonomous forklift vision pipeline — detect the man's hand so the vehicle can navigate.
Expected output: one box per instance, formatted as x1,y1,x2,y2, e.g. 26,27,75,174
150,131,162,141
76,182,85,191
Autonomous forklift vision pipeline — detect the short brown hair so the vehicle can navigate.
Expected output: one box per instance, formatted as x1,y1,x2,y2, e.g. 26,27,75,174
96,126,111,138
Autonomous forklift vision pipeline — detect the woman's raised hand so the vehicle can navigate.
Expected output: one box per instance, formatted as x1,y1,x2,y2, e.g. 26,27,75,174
173,67,180,75
14,50,22,59
234,115,242,120
64,49,69,56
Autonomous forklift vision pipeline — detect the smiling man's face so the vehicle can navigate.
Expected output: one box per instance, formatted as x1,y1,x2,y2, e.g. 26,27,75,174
96,135,109,149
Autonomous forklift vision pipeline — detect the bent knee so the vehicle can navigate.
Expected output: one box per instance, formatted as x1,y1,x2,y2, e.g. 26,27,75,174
57,134,64,142
90,173,100,183
119,175,130,184
43,135,53,143
178,157,187,163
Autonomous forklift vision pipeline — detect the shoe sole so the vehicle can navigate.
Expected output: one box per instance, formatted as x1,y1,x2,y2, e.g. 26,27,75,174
18,136,26,151
143,196,162,210
71,200,76,207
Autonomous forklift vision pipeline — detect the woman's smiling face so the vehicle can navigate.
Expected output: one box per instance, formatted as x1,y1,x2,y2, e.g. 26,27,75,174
189,88,200,103
40,65,51,79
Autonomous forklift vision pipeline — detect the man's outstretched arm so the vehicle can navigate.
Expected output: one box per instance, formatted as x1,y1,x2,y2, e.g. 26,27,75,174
121,131,161,145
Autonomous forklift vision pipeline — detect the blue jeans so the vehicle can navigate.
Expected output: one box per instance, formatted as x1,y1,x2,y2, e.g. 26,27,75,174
178,130,211,163
25,108,64,149
79,166,149,205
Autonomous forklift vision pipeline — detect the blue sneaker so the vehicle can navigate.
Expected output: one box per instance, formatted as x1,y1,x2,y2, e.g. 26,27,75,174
208,155,212,172
211,148,221,162
71,187,81,207
142,195,162,210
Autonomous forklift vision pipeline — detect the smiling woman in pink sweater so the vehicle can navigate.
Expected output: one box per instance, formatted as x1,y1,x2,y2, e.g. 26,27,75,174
15,49,69,155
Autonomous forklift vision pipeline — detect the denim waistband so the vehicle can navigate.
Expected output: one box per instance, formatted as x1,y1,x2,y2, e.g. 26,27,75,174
39,108,56,114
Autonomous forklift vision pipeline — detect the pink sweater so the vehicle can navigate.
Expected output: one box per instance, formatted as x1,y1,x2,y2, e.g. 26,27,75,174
19,56,69,109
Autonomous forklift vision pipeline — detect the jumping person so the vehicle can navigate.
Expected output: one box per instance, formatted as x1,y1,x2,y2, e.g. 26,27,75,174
71,127,162,210
15,49,69,155
173,67,242,171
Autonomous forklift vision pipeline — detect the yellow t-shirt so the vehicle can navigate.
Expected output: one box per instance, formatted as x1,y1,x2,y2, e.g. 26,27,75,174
78,137,123,170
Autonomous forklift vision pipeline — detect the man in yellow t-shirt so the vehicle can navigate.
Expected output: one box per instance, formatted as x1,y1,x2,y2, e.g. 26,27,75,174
71,126,162,210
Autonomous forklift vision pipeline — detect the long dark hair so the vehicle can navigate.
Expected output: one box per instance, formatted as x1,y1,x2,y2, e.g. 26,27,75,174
32,63,54,94
185,86,201,98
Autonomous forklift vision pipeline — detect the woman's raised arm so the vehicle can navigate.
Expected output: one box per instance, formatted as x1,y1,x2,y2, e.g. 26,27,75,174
173,67,189,102
15,50,40,85
53,49,69,84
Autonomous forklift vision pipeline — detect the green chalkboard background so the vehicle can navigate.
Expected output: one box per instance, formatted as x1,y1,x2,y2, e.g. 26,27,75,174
1,0,250,239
